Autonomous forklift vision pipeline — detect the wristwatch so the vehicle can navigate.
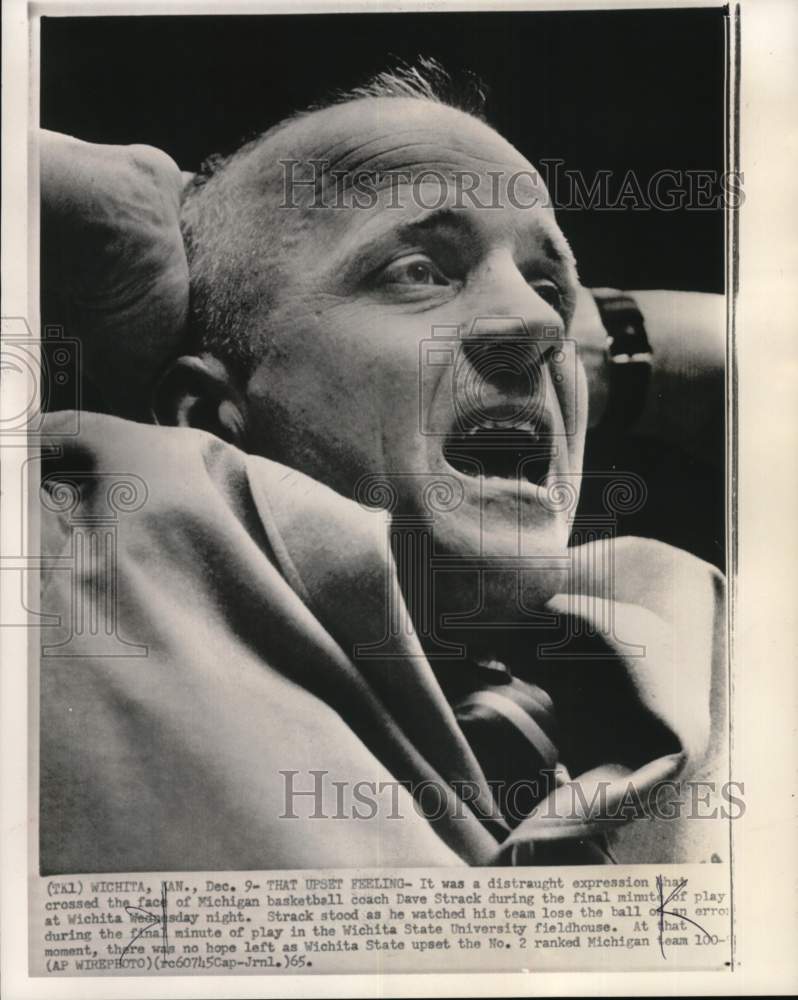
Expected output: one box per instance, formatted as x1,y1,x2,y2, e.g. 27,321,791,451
591,288,653,431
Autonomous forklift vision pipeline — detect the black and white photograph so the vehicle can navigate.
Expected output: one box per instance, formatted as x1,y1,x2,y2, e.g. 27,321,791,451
37,3,729,875
2,0,797,992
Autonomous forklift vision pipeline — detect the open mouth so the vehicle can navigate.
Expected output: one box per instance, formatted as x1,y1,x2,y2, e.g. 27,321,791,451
442,418,553,486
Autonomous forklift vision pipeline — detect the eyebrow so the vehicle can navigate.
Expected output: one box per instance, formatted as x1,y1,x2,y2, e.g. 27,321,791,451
540,230,573,264
334,204,575,286
333,207,481,282
393,207,479,242
400,208,576,271
401,208,576,273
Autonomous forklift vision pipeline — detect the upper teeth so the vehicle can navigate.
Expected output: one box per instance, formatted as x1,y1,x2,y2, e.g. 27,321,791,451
464,418,541,436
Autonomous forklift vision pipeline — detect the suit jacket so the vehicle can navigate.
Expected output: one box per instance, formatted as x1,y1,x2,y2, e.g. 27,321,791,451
38,413,726,873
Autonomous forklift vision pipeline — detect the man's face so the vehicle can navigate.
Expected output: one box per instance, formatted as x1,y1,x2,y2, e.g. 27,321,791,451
232,99,587,620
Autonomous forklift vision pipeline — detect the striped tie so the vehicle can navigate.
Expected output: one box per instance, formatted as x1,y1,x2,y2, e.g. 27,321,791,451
453,664,615,864
454,671,561,827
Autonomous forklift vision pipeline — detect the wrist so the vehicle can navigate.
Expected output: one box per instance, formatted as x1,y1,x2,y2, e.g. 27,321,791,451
591,288,654,433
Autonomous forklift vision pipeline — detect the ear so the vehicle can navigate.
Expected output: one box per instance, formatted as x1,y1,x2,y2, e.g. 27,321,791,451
151,354,247,448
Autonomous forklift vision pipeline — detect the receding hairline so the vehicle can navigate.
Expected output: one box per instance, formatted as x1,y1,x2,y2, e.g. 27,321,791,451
179,58,499,372
189,94,507,205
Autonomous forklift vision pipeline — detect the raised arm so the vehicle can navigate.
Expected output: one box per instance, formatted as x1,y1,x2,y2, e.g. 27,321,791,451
40,129,191,417
572,284,726,467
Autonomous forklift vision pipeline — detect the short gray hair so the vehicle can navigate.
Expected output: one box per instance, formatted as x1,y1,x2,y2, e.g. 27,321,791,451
180,58,488,374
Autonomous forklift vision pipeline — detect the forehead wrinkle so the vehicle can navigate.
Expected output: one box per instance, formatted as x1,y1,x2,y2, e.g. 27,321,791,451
279,104,529,173
317,128,442,173
248,100,540,209
326,139,528,180
319,131,523,175
286,96,493,153
243,116,562,266
279,170,564,252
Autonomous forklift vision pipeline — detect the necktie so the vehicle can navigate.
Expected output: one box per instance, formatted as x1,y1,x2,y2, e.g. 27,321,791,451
453,665,614,864
454,672,561,827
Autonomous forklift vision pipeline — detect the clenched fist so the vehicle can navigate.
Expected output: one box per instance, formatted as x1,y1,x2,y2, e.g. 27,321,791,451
41,129,192,417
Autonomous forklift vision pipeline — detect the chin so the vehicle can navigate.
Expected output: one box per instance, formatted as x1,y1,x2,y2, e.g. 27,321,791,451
388,371,584,643
427,504,571,633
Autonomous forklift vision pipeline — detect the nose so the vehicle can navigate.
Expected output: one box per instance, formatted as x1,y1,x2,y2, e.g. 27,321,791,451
463,247,565,338
459,249,564,394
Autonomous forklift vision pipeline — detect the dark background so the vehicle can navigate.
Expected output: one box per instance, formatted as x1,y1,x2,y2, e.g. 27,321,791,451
42,8,727,293
40,9,727,567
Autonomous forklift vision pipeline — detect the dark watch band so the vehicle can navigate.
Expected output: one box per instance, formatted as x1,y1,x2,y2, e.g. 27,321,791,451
591,288,653,430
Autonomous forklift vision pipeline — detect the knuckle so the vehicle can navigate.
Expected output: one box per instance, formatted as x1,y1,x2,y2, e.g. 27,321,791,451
126,143,182,185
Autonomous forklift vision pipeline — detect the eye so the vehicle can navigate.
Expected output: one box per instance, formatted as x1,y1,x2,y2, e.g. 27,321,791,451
381,254,450,287
531,280,563,312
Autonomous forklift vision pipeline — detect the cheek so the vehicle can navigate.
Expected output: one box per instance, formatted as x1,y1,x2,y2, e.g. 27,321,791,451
243,327,385,488
569,359,589,469
550,350,588,470
252,304,369,399
316,307,437,425
249,296,445,471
